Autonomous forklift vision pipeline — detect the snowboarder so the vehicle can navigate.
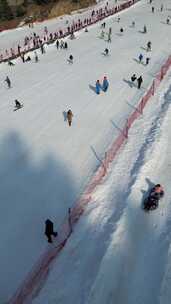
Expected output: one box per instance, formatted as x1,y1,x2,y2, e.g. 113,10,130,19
85,27,88,32
15,99,22,109
139,53,143,63
68,54,73,64
5,76,11,88
104,48,109,55
45,219,58,243
95,80,101,94
147,41,151,51
67,109,73,126
102,76,109,92
146,57,150,65
137,75,143,89
131,74,137,82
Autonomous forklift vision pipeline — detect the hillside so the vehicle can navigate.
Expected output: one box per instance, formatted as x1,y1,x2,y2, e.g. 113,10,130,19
0,0,95,31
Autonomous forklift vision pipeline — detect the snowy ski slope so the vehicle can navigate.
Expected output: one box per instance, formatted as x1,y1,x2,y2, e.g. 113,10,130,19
0,0,171,302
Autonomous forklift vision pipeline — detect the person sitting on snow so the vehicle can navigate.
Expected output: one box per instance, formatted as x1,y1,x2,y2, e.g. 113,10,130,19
15,99,22,109
104,48,109,55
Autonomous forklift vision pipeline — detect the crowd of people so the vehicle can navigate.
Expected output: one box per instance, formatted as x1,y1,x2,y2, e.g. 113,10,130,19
1,0,169,242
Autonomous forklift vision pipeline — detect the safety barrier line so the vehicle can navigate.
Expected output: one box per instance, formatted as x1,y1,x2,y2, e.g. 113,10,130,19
1,0,140,63
9,53,171,304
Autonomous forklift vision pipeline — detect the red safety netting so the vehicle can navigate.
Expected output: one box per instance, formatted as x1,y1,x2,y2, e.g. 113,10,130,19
9,9,171,304
0,0,139,63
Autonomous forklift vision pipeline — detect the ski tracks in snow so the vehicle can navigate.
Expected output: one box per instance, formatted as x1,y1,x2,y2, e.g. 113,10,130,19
87,74,171,304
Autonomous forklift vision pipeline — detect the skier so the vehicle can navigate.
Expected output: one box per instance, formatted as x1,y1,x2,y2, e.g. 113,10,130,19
152,6,154,13
68,54,73,64
104,48,109,55
102,76,109,92
107,33,111,42
132,21,135,27
34,51,38,63
56,39,59,49
25,56,31,62
131,74,137,82
147,41,151,51
40,43,45,54
161,4,163,12
120,27,124,33
143,25,147,33
95,80,101,94
64,42,68,49
85,27,88,32
166,17,170,25
137,75,143,89
60,40,64,49
45,219,58,243
139,53,143,63
5,76,11,88
15,99,22,109
8,60,15,66
67,109,73,126
146,57,150,65
100,30,105,39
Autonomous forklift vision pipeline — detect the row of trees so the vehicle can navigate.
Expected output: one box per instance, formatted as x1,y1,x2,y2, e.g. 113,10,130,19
0,0,80,21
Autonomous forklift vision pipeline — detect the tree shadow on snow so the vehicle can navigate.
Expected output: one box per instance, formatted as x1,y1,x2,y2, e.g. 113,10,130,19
0,131,77,302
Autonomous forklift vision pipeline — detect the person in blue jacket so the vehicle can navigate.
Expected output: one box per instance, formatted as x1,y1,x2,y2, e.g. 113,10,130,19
96,80,101,94
102,76,109,92
139,53,143,63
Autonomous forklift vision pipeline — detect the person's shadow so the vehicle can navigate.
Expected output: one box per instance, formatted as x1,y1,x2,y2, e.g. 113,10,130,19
123,78,136,88
62,111,67,121
89,84,97,94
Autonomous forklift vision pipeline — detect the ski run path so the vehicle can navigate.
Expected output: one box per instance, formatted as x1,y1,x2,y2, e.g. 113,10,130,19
0,0,171,303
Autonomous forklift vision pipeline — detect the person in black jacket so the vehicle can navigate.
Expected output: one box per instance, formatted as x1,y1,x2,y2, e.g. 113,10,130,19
137,75,143,89
45,219,58,243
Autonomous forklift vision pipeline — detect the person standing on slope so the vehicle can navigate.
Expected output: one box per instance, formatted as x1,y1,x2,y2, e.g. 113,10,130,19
137,75,143,89
102,76,109,92
67,109,73,126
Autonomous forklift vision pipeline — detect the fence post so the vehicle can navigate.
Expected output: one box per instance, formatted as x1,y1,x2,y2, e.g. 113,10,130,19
152,80,155,95
124,119,129,138
139,98,143,114
68,208,73,233
160,66,164,80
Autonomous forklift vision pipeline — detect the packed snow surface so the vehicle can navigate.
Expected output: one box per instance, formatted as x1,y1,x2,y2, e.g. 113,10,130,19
0,0,171,303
